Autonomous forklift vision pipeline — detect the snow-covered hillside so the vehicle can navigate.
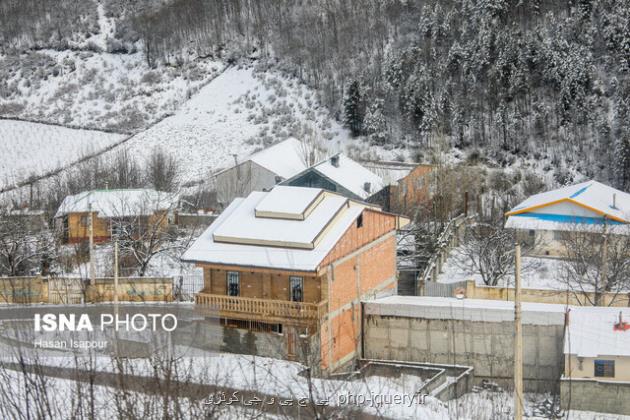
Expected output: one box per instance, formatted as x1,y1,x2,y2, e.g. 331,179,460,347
109,64,397,185
0,120,125,189
0,50,224,132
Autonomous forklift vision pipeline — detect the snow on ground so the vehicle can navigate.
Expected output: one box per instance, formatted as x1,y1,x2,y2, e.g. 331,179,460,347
436,246,570,290
448,391,630,420
0,119,125,189
0,49,224,132
6,352,446,419
0,366,275,419
109,64,399,185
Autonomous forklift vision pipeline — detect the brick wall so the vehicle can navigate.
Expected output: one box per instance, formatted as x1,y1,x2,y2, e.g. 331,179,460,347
203,267,321,303
320,209,398,372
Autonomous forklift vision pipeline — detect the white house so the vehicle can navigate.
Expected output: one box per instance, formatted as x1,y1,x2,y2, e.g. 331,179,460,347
281,153,385,201
214,138,310,207
505,180,630,255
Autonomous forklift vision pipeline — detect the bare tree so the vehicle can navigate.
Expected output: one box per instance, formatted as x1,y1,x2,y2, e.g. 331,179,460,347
107,190,199,277
455,223,517,286
297,123,325,167
0,208,52,277
558,223,630,306
145,148,180,192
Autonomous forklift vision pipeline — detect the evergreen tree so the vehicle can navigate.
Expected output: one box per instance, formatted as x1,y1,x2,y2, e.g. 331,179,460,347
615,137,630,190
364,98,388,145
344,81,364,137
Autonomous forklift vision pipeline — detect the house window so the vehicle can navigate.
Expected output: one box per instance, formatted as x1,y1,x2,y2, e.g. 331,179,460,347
357,213,363,228
528,230,535,237
289,276,303,302
227,271,240,296
80,215,89,227
594,360,615,378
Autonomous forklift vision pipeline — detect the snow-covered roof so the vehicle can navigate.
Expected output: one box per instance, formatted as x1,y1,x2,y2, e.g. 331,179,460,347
294,153,385,200
361,161,417,186
565,307,630,358
55,189,177,219
246,138,308,179
181,186,370,271
505,181,630,233
254,186,324,220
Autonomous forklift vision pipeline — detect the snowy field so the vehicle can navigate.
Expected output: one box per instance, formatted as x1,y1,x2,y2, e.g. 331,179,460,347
0,119,125,189
107,64,400,185
0,350,625,419
0,49,225,132
437,247,569,290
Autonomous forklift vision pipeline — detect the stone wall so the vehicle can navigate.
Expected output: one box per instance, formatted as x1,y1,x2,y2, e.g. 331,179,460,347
363,312,565,393
560,378,630,415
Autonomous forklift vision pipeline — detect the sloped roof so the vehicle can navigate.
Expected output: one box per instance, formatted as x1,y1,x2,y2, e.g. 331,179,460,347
55,189,177,219
304,153,385,199
505,181,630,233
247,138,309,179
181,186,370,272
565,307,630,358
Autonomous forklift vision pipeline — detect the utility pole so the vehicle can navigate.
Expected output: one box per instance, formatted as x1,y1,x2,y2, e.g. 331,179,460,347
600,218,608,306
88,200,95,285
514,243,523,420
114,239,119,307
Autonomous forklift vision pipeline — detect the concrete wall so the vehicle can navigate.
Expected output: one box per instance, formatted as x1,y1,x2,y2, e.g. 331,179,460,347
215,161,279,207
363,313,565,392
460,280,630,307
560,378,630,415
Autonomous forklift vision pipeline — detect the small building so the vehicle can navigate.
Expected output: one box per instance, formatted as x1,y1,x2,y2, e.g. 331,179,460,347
367,163,434,216
54,189,177,244
182,185,408,372
214,138,309,208
505,180,630,256
561,306,630,415
282,153,385,201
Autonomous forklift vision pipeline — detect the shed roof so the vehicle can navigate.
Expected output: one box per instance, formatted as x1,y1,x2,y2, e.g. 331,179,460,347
54,189,177,219
565,307,630,358
246,138,308,179
291,153,385,200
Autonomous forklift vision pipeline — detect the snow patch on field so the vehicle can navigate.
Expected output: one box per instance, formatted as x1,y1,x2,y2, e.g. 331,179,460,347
0,119,125,189
0,50,224,132
112,65,351,184
436,246,572,290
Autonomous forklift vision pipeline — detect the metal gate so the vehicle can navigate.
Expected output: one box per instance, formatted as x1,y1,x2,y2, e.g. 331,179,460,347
421,280,468,298
173,274,204,301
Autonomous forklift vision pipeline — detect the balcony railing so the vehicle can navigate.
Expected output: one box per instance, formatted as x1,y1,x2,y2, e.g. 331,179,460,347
195,292,327,324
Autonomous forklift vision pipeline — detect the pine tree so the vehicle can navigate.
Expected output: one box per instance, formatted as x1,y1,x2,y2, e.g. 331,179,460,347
344,81,364,137
364,99,388,145
615,137,630,190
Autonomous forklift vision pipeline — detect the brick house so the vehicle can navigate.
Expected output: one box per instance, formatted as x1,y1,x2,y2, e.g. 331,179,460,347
54,189,177,244
368,164,434,217
182,186,408,372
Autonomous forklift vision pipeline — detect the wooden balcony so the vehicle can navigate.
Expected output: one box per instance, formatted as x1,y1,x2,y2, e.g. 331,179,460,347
195,292,328,326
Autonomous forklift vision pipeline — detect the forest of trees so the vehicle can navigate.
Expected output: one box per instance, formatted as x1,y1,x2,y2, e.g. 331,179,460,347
1,0,630,190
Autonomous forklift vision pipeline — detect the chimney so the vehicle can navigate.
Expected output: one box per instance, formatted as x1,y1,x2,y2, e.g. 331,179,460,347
331,155,340,168
614,311,630,331
613,193,617,209
363,182,371,194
